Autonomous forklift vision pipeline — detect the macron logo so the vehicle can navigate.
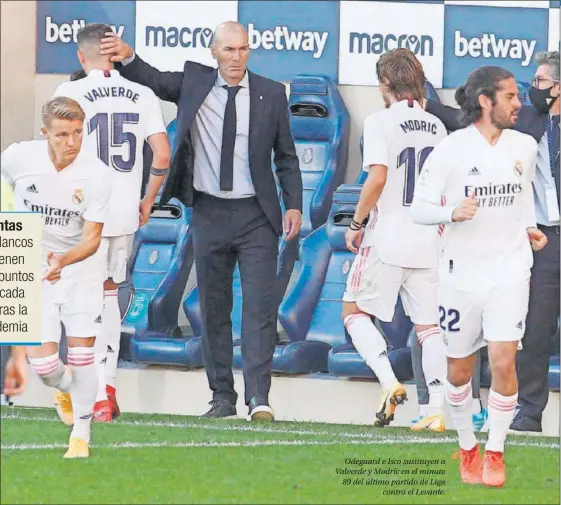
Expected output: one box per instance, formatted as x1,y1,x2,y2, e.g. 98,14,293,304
248,23,328,59
145,25,213,48
45,16,125,44
350,32,434,56
454,31,536,67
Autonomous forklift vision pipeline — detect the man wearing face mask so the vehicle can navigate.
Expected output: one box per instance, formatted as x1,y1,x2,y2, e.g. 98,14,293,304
423,51,560,434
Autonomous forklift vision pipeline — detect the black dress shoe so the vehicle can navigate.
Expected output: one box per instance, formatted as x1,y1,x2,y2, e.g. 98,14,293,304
201,400,237,419
510,413,542,433
247,396,274,422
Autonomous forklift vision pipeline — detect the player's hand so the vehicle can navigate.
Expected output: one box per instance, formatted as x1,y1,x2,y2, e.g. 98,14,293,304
527,227,548,251
452,192,478,222
4,355,28,397
99,32,133,62
345,228,363,254
284,209,302,241
139,196,155,227
43,252,62,283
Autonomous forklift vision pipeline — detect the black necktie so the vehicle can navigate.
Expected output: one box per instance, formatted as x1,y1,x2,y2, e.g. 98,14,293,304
550,115,560,206
220,85,242,191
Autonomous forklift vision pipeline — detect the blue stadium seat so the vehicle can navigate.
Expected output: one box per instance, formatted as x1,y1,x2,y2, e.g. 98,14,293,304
127,199,198,365
126,119,202,366
123,199,193,338
258,184,413,376
181,75,351,368
166,119,178,149
286,74,350,236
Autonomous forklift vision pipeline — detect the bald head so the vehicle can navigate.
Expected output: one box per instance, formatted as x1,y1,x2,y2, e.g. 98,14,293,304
212,21,248,47
211,21,250,85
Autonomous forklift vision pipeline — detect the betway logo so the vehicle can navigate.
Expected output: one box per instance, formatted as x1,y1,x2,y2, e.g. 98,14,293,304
248,24,328,59
45,16,124,43
349,32,433,56
146,23,328,58
454,31,536,67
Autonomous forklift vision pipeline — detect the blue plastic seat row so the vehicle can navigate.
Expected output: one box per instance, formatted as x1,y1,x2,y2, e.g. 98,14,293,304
123,79,559,391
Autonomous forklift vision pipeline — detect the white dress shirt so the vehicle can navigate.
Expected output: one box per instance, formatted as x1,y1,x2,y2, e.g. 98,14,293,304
192,71,255,198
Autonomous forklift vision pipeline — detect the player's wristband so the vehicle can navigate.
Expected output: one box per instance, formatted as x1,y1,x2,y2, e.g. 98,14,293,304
349,219,363,231
150,166,168,176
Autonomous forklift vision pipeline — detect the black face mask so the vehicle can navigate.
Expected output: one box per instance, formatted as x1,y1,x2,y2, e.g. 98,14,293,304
529,85,558,114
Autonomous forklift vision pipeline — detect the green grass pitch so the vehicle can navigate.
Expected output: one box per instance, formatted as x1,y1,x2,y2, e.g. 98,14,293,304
1,407,559,504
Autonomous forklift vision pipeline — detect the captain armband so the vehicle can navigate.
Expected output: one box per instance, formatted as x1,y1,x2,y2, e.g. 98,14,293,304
150,166,169,176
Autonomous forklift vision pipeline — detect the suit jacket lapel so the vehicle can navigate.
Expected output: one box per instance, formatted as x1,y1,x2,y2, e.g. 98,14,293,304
178,69,217,144
249,71,264,168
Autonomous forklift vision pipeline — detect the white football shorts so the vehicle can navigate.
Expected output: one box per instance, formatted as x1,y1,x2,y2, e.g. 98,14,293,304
42,276,103,342
342,245,438,325
98,234,134,284
437,277,530,359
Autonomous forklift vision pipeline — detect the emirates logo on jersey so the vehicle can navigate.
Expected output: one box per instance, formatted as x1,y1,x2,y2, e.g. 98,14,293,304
72,189,84,205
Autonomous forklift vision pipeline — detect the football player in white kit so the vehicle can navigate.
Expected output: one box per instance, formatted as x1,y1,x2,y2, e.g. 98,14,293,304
342,49,448,431
1,97,110,458
53,23,171,422
412,66,547,487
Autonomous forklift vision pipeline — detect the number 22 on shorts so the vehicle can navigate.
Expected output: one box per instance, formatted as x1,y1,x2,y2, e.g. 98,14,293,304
439,306,460,332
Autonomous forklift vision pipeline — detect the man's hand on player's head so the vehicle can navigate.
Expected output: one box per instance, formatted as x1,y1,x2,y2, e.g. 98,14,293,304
452,192,478,222
527,227,548,251
99,32,133,62
139,196,155,227
43,252,63,283
345,228,363,254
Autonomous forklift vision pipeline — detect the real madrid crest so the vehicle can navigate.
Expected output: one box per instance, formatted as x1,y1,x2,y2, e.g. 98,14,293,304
72,189,84,205
302,147,314,164
149,249,159,265
342,259,352,275
513,160,523,177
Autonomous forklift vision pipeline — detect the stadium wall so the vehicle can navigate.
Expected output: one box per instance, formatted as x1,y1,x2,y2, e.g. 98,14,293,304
1,0,559,183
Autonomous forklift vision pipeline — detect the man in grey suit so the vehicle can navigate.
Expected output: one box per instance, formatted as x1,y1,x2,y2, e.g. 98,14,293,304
100,22,303,421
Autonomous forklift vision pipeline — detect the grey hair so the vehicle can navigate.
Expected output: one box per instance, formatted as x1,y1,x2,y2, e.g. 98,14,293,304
535,51,560,81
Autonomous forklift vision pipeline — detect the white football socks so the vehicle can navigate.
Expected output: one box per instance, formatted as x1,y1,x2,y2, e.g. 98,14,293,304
28,353,72,392
344,313,397,391
417,327,447,417
446,379,477,451
486,389,518,453
103,289,121,389
67,347,97,444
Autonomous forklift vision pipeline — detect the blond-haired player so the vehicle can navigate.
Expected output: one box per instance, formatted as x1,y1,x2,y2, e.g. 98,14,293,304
1,97,110,458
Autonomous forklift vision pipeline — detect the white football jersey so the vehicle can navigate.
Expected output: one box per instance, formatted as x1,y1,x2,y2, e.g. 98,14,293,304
53,69,166,237
1,140,110,281
361,99,448,268
413,124,538,292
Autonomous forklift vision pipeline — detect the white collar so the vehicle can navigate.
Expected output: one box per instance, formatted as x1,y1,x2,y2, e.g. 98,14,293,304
216,70,249,88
